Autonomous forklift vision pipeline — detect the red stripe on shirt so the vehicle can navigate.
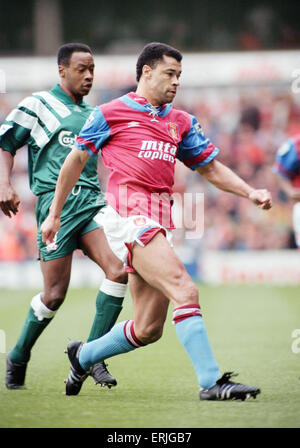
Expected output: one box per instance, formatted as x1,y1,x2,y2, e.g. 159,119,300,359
183,142,215,168
76,136,98,154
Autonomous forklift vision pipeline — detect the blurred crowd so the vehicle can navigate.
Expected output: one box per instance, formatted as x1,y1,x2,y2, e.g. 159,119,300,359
173,85,300,252
0,84,300,261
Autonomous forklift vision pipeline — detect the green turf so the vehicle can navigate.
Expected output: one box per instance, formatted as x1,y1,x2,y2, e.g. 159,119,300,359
0,285,300,428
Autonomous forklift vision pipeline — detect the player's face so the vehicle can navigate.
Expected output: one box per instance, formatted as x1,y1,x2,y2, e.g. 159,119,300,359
145,55,182,106
59,52,95,100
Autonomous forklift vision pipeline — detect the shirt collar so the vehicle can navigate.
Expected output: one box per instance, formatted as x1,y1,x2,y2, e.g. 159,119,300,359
50,83,85,106
126,91,172,117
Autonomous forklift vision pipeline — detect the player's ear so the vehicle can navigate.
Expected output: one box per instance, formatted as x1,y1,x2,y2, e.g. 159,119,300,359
58,64,67,79
142,65,152,79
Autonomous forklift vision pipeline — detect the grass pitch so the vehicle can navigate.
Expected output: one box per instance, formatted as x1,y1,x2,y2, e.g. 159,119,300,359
0,284,300,429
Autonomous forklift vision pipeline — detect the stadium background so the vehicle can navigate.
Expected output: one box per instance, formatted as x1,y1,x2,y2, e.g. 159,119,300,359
1,0,300,431
0,0,300,287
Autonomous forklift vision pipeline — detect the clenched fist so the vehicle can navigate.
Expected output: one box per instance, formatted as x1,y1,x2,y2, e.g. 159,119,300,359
249,189,272,210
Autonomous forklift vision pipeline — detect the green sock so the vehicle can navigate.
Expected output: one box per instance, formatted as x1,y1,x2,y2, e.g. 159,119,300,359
10,307,53,363
87,290,124,342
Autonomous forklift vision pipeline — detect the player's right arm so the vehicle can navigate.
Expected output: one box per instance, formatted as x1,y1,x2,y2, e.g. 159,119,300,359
0,95,37,217
0,148,20,217
41,147,90,244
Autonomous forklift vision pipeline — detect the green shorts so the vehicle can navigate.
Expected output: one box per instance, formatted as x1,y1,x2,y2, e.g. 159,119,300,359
36,187,106,261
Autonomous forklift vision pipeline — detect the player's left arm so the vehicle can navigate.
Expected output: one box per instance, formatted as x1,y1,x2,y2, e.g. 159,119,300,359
178,114,272,210
196,159,272,209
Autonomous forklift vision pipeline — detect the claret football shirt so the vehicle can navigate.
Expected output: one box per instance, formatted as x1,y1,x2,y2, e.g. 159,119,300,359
75,92,219,227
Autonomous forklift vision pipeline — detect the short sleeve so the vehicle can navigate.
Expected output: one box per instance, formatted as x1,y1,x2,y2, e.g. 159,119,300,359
177,115,219,170
0,99,34,155
75,106,111,157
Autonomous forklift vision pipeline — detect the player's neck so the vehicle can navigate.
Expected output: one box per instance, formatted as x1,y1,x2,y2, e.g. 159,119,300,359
59,84,83,104
135,87,162,107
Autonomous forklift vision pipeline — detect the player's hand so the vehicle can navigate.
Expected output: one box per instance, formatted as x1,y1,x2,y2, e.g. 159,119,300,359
249,189,272,210
41,214,61,244
0,184,20,218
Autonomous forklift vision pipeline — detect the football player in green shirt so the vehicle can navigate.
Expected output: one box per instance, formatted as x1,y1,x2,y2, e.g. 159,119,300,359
0,43,128,395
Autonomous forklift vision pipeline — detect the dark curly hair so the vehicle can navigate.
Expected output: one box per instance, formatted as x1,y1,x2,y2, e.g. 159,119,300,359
136,42,182,82
57,43,92,66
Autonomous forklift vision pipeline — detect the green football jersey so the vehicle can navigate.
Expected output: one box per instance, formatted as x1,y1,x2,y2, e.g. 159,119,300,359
0,84,102,196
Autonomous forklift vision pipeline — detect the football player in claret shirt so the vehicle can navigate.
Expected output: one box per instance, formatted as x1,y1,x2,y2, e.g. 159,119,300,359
42,42,272,401
0,43,128,393
273,134,300,248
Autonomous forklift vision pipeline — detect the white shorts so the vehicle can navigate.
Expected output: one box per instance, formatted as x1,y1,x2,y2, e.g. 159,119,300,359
94,205,173,273
292,202,300,247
